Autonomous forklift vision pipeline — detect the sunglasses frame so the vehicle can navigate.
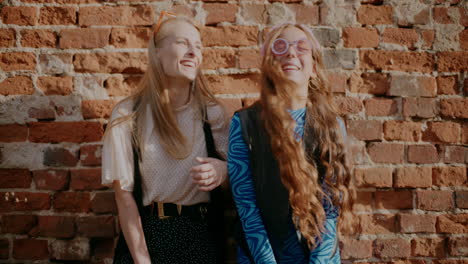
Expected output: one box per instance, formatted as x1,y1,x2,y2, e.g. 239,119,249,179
271,38,312,56
153,11,177,36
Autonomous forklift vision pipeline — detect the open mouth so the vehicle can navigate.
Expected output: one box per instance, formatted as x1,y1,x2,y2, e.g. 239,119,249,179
282,63,301,72
180,60,196,68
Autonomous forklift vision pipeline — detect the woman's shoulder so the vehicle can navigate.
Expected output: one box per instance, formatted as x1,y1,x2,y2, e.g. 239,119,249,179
110,98,134,121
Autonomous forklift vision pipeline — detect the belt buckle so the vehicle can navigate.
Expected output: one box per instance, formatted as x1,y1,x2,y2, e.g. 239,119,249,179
157,202,171,219
199,205,208,219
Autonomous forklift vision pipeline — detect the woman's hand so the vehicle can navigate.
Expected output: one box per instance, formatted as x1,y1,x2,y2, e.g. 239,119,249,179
190,157,227,191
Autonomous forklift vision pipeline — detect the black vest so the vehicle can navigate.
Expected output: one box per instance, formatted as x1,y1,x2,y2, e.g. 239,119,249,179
236,103,327,261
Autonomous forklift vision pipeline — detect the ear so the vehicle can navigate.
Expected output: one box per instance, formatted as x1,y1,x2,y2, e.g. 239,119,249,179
310,63,317,78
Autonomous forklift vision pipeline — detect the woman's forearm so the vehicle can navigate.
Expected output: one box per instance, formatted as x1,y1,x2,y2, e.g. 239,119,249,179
114,182,151,264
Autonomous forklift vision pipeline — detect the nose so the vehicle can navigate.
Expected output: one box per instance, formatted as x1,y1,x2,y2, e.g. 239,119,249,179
186,45,195,57
285,44,297,57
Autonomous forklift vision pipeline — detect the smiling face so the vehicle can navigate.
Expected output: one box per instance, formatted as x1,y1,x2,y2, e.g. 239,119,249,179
272,26,315,88
156,20,202,81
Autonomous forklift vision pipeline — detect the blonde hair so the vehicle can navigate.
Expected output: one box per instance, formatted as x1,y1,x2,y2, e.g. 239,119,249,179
105,16,222,159
260,23,355,248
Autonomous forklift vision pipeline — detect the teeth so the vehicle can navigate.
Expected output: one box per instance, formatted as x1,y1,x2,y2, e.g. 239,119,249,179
181,61,195,67
283,65,299,70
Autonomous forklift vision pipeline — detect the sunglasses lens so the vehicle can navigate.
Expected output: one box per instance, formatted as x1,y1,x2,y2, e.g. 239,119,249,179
272,39,288,55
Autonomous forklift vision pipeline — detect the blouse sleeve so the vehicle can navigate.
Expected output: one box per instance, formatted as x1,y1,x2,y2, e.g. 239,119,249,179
101,100,134,192
210,104,230,159
228,113,277,263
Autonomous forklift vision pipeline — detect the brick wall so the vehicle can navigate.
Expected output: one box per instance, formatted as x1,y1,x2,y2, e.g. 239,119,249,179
0,0,466,263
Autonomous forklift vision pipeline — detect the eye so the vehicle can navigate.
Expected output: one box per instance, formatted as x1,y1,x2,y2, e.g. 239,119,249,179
296,40,311,53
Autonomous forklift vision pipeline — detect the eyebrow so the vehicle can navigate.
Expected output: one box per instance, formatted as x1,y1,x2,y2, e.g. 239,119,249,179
174,36,201,44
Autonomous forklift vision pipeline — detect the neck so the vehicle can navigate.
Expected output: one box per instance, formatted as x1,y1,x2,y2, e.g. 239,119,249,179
284,82,308,110
166,77,192,108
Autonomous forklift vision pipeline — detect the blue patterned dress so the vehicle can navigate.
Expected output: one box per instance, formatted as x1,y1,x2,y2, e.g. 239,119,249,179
228,108,342,264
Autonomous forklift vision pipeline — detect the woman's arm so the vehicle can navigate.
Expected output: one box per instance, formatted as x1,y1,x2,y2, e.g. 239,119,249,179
309,217,340,264
228,113,277,264
113,181,151,264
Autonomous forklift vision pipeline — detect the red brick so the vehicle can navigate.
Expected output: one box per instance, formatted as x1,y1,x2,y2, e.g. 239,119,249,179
38,76,74,96
382,28,419,48
110,27,151,48
0,76,34,96
394,167,432,188
32,169,69,190
341,238,373,259
368,143,404,163
423,122,461,143
375,190,412,209
205,74,261,94
1,6,37,26
204,3,238,25
0,192,51,212
456,191,468,209
433,7,456,24
355,167,392,188
30,216,75,238
354,191,373,212
399,213,436,233
76,216,116,237
70,168,106,190
334,97,363,115
0,168,31,188
39,6,76,25
357,5,393,25
440,98,468,119
59,28,110,49
0,52,36,71
1,214,37,234
13,239,49,260
43,147,78,167
29,121,104,143
417,190,454,211
437,214,468,233
105,75,141,97
360,51,434,73
80,145,102,166
0,240,8,259
359,214,396,234
241,3,267,24
448,237,468,256
433,166,466,187
91,192,117,214
444,145,467,163
389,75,437,97
53,192,91,213
289,4,319,25
421,30,435,48
384,121,422,142
347,120,382,141
74,52,147,74
0,124,28,142
364,98,398,116
91,238,114,259
343,27,379,48
202,49,236,70
350,142,368,166
438,51,468,72
201,26,258,47
349,73,389,95
0,28,15,47
461,6,468,27
374,239,411,258
50,238,90,260
219,98,242,118
412,237,445,257
39,53,73,75
408,145,440,164
79,6,154,26
402,97,437,118
20,29,56,48
82,100,116,119
169,4,196,18
464,124,468,144
238,49,261,69
437,76,458,95
325,72,347,93
460,29,468,50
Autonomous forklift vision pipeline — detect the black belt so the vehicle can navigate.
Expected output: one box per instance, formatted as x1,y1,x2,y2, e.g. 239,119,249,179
143,202,209,220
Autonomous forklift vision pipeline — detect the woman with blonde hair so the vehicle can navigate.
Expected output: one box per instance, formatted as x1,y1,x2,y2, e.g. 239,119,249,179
102,12,228,264
228,23,355,263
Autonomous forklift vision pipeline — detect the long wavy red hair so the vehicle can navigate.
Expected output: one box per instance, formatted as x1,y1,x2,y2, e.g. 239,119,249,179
259,23,355,248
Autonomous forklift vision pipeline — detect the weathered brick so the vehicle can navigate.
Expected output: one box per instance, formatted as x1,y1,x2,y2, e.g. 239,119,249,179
29,122,104,143
205,74,261,94
422,30,435,48
53,192,91,213
21,29,56,48
240,3,267,24
394,167,432,188
402,97,437,118
349,73,389,95
347,120,382,141
438,51,468,72
74,52,147,74
13,239,49,260
0,192,51,212
1,6,37,26
355,167,392,188
0,240,7,259
202,49,236,70
343,27,379,48
91,192,117,214
448,237,468,256
437,214,468,233
322,49,357,70
341,238,373,259
437,76,458,95
39,53,73,75
375,190,413,210
408,145,440,164
359,214,396,234
50,238,90,261
1,214,37,234
456,191,468,209
43,147,78,167
412,237,445,257
368,143,404,164
0,168,31,188
289,4,320,25
238,49,261,69
105,75,141,97
0,124,28,142
82,100,116,119
39,6,76,25
365,98,398,116
0,76,34,95
433,6,457,24
59,28,110,49
32,169,69,191
440,98,468,119
399,213,436,233
423,122,461,143
201,26,258,47
79,6,154,26
70,168,106,190
91,238,114,259
334,97,363,115
31,216,75,238
433,166,466,187
417,190,454,211
357,5,393,25
382,28,419,48
0,52,36,71
76,216,116,237
325,72,347,93
110,27,151,48
444,145,467,163
389,75,437,97
384,121,422,142
354,191,373,212
38,76,74,96
0,29,15,47
360,51,434,73
80,145,102,166
374,239,411,258
204,3,238,25
460,29,468,50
